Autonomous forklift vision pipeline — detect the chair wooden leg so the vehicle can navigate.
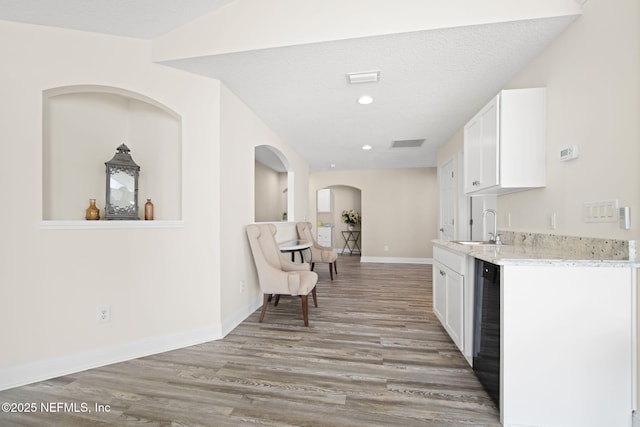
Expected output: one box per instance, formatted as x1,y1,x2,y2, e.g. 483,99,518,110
311,286,318,307
329,263,333,280
301,295,309,326
274,295,281,306
259,294,269,322
334,260,337,275
311,262,315,271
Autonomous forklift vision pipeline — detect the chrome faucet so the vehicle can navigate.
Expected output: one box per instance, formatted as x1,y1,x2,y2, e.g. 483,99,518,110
482,209,501,244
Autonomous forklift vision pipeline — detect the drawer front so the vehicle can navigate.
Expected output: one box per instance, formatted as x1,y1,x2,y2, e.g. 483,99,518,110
433,246,466,274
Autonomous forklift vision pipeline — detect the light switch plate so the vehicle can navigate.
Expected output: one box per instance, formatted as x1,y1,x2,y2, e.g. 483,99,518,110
583,200,618,223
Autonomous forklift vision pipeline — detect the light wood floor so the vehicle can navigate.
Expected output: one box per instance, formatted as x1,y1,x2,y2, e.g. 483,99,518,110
0,255,500,426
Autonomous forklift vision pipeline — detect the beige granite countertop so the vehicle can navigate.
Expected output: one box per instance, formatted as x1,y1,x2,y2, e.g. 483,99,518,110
433,234,638,267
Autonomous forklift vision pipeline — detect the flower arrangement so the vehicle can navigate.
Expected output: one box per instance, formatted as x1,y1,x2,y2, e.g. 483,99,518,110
341,209,361,225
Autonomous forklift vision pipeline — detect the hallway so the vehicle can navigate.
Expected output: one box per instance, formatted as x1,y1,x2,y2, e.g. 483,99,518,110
0,255,500,426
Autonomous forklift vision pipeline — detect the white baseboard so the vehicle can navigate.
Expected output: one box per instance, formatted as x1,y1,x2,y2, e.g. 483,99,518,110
336,248,361,255
221,295,263,337
0,324,222,392
360,256,432,264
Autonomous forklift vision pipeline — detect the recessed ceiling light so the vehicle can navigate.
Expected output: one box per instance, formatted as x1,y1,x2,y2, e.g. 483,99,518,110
362,145,372,150
357,95,374,105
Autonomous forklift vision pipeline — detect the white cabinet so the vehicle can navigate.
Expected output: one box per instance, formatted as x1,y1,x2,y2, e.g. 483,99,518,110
317,189,331,212
432,262,447,323
317,226,332,247
433,261,464,350
501,265,635,427
432,245,474,364
464,88,546,195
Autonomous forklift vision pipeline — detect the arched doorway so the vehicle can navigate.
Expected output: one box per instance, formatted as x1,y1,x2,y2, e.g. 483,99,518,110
316,185,362,253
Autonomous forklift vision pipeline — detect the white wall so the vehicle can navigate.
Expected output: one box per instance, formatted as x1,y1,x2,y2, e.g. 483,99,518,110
0,19,312,389
497,0,640,240
218,84,310,334
310,168,438,261
0,21,223,389
438,0,639,242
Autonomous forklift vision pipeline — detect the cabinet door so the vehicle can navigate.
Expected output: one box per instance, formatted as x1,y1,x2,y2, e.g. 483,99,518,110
478,96,499,190
445,268,464,352
317,227,332,247
317,189,331,212
433,261,465,353
433,262,447,323
464,115,482,193
464,94,500,193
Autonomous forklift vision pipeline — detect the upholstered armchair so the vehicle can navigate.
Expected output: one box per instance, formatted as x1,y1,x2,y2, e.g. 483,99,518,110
296,222,338,280
246,223,318,326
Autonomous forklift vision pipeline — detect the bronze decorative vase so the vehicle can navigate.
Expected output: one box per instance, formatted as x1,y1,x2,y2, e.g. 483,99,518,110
85,199,100,220
144,199,154,220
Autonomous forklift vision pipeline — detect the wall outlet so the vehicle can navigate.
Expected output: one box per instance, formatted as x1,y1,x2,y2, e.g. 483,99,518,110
97,305,111,323
383,245,389,252
240,280,245,293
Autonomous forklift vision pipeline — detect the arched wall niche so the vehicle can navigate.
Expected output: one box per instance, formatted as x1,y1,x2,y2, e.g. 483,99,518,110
42,85,182,221
254,144,293,222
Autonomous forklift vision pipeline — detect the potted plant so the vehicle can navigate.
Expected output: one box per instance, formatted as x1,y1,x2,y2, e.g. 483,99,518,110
341,209,361,230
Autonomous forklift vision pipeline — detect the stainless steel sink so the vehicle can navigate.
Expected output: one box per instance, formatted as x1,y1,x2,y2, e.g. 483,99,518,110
452,240,506,246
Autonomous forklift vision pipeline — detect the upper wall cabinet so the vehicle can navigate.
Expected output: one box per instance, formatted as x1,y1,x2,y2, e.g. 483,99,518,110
317,188,332,213
464,88,546,195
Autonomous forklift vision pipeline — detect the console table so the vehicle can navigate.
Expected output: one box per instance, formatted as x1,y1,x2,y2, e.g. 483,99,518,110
341,230,361,255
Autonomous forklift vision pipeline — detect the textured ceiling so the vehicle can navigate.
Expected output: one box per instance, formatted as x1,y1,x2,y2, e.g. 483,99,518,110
0,1,579,171
163,16,577,170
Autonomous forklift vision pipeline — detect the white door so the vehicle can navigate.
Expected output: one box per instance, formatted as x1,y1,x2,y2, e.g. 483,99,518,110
439,158,455,240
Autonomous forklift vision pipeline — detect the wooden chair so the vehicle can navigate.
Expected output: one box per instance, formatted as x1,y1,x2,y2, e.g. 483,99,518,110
296,222,338,280
246,224,318,326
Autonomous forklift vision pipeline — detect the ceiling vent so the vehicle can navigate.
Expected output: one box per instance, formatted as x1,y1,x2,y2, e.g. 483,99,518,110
391,139,425,149
346,70,380,84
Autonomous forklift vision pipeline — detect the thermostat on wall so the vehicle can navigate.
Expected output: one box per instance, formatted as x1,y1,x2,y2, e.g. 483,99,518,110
560,145,579,161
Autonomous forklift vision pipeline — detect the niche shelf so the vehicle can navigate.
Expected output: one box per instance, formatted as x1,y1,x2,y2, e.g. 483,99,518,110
40,220,184,230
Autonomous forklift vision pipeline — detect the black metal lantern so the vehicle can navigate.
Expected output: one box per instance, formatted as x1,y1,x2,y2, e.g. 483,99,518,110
104,144,140,220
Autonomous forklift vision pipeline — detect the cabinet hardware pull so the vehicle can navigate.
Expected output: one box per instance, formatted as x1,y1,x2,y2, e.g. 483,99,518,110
439,270,446,276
